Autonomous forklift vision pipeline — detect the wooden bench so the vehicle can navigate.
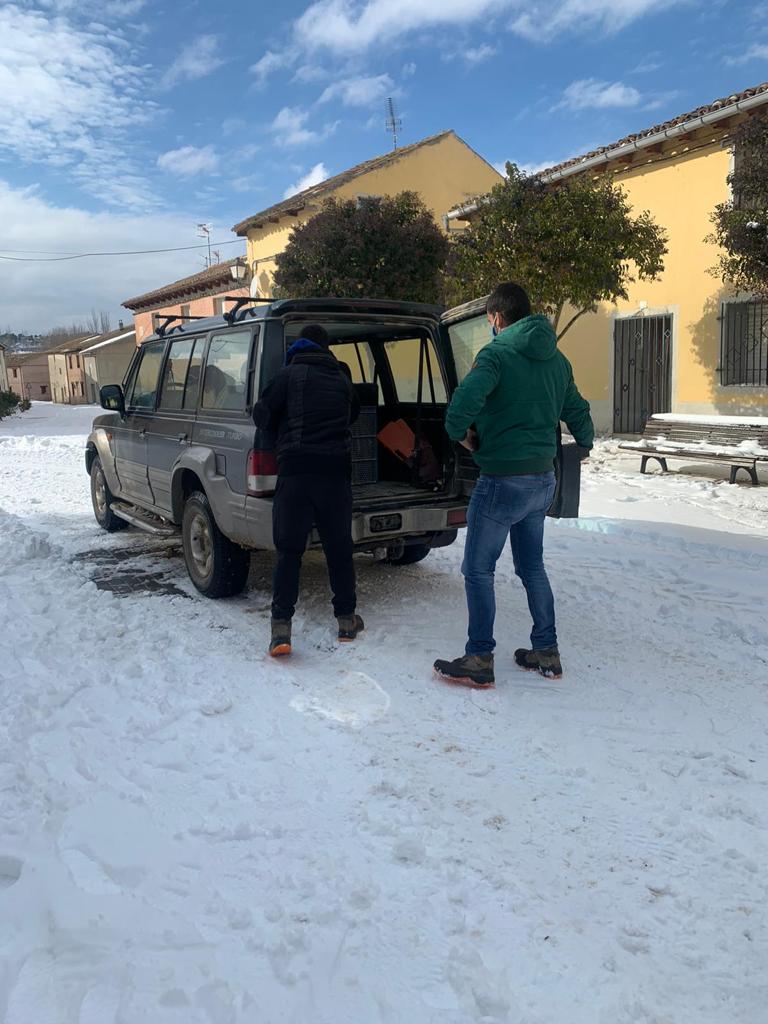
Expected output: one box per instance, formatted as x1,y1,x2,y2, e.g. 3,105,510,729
618,414,768,485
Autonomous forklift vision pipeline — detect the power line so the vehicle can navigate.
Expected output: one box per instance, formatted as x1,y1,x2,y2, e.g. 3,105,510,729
0,239,242,262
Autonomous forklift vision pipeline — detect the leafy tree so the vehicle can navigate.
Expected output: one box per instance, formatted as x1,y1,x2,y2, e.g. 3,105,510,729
447,163,668,339
273,192,450,303
0,389,24,421
710,114,768,296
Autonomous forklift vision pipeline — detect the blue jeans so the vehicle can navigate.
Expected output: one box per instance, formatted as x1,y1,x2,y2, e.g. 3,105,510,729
462,472,557,656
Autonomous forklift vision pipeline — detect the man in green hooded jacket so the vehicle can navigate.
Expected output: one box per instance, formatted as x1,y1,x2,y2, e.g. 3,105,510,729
434,282,594,687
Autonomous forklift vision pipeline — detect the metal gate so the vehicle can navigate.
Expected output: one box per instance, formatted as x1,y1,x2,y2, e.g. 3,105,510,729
613,314,672,434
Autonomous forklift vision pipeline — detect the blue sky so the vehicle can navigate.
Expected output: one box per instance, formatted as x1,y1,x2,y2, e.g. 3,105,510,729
1,0,767,331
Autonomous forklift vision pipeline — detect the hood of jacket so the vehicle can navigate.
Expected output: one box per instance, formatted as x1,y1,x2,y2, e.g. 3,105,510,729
285,338,330,364
496,314,557,361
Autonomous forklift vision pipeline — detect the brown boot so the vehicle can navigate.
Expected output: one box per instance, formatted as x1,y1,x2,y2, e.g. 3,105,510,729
514,646,562,679
433,653,495,688
269,619,292,657
337,614,364,642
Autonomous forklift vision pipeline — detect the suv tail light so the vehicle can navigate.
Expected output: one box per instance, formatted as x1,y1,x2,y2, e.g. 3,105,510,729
447,508,467,526
247,450,278,497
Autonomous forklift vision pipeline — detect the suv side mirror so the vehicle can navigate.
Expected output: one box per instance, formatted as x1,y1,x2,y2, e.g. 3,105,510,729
100,384,125,417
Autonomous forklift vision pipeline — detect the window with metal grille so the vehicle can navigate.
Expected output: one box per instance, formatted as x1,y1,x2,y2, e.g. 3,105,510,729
720,300,768,386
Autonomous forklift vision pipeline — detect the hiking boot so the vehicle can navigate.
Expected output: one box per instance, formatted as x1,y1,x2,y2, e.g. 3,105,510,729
433,654,495,689
514,646,562,679
269,619,292,657
337,614,365,642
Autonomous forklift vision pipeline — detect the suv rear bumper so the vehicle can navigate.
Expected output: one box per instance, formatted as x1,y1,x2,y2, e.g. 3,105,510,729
244,494,467,551
349,502,466,547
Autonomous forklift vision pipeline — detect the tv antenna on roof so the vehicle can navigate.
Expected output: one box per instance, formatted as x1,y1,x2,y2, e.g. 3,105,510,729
385,97,402,151
196,222,213,267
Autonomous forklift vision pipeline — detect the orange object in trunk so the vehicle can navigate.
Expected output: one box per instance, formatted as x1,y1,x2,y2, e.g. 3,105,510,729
377,419,416,462
378,419,441,483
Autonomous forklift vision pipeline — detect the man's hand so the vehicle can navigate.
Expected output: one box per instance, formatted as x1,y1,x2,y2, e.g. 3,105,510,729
459,428,479,453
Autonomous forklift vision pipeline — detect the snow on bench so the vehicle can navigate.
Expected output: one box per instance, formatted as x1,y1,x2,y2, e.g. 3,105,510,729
619,414,768,486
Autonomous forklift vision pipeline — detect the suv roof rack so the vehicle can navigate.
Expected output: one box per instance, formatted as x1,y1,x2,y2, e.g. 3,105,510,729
221,296,276,324
154,313,207,337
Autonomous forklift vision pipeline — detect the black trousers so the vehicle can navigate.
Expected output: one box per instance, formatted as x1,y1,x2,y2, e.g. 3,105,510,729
271,474,356,621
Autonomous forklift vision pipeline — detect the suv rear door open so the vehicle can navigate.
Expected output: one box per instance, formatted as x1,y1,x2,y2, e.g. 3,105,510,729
439,297,583,518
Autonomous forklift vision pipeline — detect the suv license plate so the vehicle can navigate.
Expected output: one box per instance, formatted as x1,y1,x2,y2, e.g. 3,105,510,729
369,513,402,534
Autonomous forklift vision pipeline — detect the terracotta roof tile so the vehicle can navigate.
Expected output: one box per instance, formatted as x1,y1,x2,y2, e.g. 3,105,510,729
541,81,768,178
123,257,243,310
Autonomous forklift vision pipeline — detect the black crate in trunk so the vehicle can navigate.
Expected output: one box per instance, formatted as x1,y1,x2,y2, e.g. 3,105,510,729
351,406,378,485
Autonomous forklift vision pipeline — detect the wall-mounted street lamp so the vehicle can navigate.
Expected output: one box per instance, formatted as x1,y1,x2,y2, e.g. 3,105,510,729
230,257,249,283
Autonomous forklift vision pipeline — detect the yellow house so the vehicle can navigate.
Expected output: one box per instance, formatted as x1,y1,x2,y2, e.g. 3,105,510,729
449,82,768,433
232,131,502,297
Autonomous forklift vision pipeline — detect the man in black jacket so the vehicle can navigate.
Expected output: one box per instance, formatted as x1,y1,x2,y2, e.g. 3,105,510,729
253,324,363,656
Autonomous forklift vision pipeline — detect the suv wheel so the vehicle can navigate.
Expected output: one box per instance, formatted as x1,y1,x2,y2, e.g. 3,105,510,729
90,456,128,532
385,542,431,566
182,491,250,598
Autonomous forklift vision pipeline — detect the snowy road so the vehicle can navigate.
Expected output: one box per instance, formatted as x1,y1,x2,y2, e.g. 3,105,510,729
1,403,767,1024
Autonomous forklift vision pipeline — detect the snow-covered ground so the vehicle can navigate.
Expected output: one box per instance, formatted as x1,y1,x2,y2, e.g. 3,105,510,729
1,402,767,1024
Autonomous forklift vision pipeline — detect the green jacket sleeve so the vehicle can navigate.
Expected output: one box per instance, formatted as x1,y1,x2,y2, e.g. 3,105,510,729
561,373,595,448
445,346,501,441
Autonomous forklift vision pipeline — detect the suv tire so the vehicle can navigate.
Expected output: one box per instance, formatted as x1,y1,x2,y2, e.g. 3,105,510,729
90,456,129,532
386,542,431,566
182,490,250,598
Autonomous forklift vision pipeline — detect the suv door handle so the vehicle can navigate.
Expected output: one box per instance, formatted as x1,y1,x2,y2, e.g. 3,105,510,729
138,428,146,438
177,432,189,442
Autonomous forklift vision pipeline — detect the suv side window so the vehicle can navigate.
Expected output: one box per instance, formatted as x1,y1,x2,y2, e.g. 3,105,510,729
183,340,203,411
202,331,252,411
159,337,200,411
128,341,165,410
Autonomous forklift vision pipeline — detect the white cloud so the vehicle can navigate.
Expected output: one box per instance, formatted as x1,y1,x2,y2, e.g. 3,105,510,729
517,159,558,174
295,0,503,52
271,107,318,146
402,61,417,77
157,145,219,176
283,162,329,198
463,43,498,64
555,78,642,111
293,64,331,84
160,34,225,89
725,43,768,65
512,0,685,42
270,106,338,146
251,50,293,86
0,179,241,333
445,43,498,65
292,0,683,53
318,73,393,106
0,4,157,207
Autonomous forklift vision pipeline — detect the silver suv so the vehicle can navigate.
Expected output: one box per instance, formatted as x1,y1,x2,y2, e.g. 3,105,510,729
86,297,582,597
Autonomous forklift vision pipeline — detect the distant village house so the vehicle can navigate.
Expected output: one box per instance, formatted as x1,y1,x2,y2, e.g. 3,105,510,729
123,259,250,345
7,350,52,402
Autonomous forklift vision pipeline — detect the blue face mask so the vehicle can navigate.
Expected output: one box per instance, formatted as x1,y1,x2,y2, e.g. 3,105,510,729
490,322,498,339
